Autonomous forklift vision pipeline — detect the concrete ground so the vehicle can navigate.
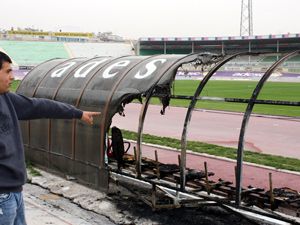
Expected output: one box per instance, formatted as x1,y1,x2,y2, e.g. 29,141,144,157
24,169,259,225
24,183,116,225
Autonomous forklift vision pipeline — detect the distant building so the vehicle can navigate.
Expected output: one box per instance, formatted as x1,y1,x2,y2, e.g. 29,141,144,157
97,32,124,42
0,28,126,43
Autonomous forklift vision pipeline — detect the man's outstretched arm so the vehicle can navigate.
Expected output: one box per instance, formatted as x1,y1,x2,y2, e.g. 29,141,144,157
8,92,100,124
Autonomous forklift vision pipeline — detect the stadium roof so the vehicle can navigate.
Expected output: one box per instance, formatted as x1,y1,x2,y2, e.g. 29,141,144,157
139,33,300,42
138,33,300,55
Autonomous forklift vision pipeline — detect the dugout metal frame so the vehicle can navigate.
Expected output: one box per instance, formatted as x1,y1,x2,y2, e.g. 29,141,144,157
16,51,300,224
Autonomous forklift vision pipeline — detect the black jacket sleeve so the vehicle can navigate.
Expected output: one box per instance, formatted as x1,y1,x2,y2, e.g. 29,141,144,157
8,92,83,120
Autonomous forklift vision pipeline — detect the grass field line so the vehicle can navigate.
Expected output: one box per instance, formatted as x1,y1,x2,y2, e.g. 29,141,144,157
193,108,300,121
121,130,300,173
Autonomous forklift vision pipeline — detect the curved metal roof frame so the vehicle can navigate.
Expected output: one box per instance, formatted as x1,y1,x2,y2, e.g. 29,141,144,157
235,50,300,206
161,50,300,206
135,53,214,178
179,52,262,190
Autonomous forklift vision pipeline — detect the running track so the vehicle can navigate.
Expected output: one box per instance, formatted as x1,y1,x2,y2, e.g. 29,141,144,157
112,103,300,159
112,103,300,191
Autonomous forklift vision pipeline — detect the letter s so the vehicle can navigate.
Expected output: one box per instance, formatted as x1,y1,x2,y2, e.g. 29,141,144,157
134,59,167,79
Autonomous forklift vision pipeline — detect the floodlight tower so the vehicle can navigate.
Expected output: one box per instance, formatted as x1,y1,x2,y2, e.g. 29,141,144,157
240,0,253,36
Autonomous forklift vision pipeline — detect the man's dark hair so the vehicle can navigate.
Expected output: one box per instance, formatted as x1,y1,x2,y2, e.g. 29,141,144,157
0,51,12,69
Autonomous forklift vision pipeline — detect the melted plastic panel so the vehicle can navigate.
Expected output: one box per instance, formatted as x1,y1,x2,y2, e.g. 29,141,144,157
51,57,112,158
17,59,65,146
110,55,186,118
75,56,146,165
156,54,200,86
34,58,87,99
16,59,65,97
30,58,87,152
17,55,197,184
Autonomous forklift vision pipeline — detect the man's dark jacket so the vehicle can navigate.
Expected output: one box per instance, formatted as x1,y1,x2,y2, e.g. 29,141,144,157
0,92,82,193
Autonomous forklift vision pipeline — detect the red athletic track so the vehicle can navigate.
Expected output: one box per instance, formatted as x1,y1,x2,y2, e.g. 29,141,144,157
112,103,300,191
112,103,300,159
127,144,300,192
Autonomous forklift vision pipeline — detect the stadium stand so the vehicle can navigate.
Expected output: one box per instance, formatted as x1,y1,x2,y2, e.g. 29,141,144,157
288,55,300,62
0,40,134,67
0,40,69,66
261,56,279,62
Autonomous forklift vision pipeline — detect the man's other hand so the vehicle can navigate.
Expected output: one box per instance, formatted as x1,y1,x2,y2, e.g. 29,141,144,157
81,111,101,125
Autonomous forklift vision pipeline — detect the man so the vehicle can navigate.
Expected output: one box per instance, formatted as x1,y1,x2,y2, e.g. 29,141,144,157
0,51,100,225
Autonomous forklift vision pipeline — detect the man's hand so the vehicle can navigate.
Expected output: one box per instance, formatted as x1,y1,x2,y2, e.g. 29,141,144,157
81,111,101,125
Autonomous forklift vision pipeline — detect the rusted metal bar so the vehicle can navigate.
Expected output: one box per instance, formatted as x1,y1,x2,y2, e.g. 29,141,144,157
155,150,160,179
234,166,237,186
151,183,157,208
177,155,181,167
204,162,210,195
269,173,274,210
133,146,137,161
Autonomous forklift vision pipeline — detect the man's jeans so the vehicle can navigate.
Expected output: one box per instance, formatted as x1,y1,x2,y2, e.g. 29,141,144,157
0,192,26,225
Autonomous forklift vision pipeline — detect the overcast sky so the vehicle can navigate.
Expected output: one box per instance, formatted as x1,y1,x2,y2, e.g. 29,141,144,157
1,0,299,39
